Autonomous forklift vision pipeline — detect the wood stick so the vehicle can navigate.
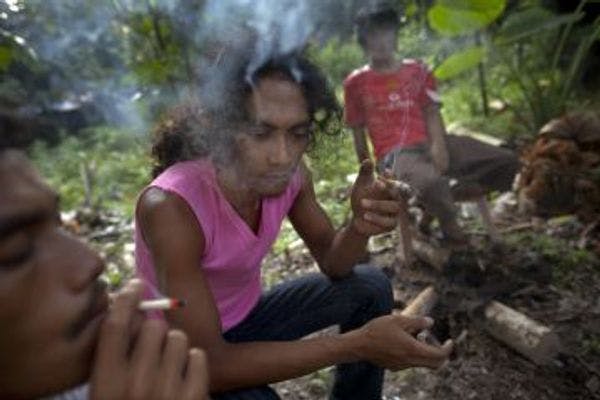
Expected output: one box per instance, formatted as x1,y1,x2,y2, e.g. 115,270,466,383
395,196,415,269
400,285,438,317
483,301,561,365
401,286,440,346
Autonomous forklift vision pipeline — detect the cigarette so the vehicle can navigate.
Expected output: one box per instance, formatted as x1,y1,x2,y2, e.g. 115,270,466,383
138,298,186,311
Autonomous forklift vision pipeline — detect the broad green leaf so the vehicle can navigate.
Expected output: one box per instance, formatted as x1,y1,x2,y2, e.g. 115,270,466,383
428,0,506,37
434,45,485,80
435,0,506,15
496,7,583,44
0,46,13,71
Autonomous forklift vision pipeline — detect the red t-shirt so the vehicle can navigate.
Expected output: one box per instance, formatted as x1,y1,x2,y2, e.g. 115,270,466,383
343,60,440,160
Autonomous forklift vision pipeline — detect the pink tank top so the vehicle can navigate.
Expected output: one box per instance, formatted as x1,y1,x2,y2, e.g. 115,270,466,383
134,159,303,331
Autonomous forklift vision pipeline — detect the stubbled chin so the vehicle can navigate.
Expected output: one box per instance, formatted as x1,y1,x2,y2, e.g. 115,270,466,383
260,183,289,197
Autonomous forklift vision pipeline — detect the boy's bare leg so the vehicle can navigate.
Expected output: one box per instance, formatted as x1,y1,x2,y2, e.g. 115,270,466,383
477,196,502,243
392,151,467,246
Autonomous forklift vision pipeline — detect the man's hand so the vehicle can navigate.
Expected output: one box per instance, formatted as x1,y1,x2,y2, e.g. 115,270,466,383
348,314,453,371
90,280,209,400
350,159,403,237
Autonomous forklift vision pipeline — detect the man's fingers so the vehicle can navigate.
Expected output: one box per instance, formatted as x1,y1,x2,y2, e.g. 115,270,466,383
396,315,434,334
363,212,398,228
94,279,144,369
129,319,168,396
411,339,454,369
156,330,189,399
361,199,401,215
181,349,210,400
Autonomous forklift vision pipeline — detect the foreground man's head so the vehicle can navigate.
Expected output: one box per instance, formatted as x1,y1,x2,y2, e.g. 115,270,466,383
0,149,108,399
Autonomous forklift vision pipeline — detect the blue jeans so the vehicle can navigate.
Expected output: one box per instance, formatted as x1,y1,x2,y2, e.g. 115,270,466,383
212,264,393,400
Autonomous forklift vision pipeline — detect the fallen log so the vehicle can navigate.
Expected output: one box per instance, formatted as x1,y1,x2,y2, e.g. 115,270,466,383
483,300,561,365
412,239,450,272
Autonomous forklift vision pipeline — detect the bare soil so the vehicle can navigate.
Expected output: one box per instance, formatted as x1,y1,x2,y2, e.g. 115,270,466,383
268,215,600,400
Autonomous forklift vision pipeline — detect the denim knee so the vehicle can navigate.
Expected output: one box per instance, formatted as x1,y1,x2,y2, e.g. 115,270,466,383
350,264,394,315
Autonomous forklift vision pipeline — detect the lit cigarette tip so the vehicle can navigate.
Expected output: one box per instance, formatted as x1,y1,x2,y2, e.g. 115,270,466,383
138,298,186,311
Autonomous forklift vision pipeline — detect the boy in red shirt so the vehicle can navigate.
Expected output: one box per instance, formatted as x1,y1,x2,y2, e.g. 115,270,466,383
344,4,519,245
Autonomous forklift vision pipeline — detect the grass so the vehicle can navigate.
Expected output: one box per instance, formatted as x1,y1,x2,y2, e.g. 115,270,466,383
504,231,598,288
29,127,152,216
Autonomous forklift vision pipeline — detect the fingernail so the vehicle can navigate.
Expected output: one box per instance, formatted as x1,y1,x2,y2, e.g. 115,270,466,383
424,316,434,327
361,199,371,207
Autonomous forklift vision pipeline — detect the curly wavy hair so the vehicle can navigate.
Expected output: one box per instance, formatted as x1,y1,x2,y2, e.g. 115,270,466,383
150,51,340,177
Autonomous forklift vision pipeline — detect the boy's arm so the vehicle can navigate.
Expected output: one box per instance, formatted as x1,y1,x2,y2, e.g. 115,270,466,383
351,127,371,163
424,103,449,174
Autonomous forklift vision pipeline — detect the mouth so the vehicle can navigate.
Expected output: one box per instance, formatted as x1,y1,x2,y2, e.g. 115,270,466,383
67,279,109,340
265,174,291,182
263,170,293,182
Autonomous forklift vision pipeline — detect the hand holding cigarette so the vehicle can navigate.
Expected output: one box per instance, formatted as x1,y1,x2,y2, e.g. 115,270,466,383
91,281,208,399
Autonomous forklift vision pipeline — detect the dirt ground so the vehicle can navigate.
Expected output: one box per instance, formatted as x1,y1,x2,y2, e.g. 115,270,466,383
266,211,600,400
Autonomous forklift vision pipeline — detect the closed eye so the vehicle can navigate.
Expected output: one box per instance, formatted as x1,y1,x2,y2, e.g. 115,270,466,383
247,123,272,137
290,124,311,138
0,241,34,271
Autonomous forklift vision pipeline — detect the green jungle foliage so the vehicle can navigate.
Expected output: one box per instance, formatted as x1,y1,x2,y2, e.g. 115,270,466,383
2,0,599,257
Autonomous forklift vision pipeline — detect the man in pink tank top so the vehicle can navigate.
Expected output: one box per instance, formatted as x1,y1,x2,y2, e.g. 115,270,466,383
135,48,453,399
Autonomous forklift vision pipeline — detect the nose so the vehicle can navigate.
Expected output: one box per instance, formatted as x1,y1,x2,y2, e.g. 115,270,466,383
267,131,293,167
54,229,105,292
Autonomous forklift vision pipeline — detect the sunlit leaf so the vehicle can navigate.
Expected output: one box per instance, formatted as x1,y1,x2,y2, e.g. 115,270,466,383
434,45,485,80
428,0,506,37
